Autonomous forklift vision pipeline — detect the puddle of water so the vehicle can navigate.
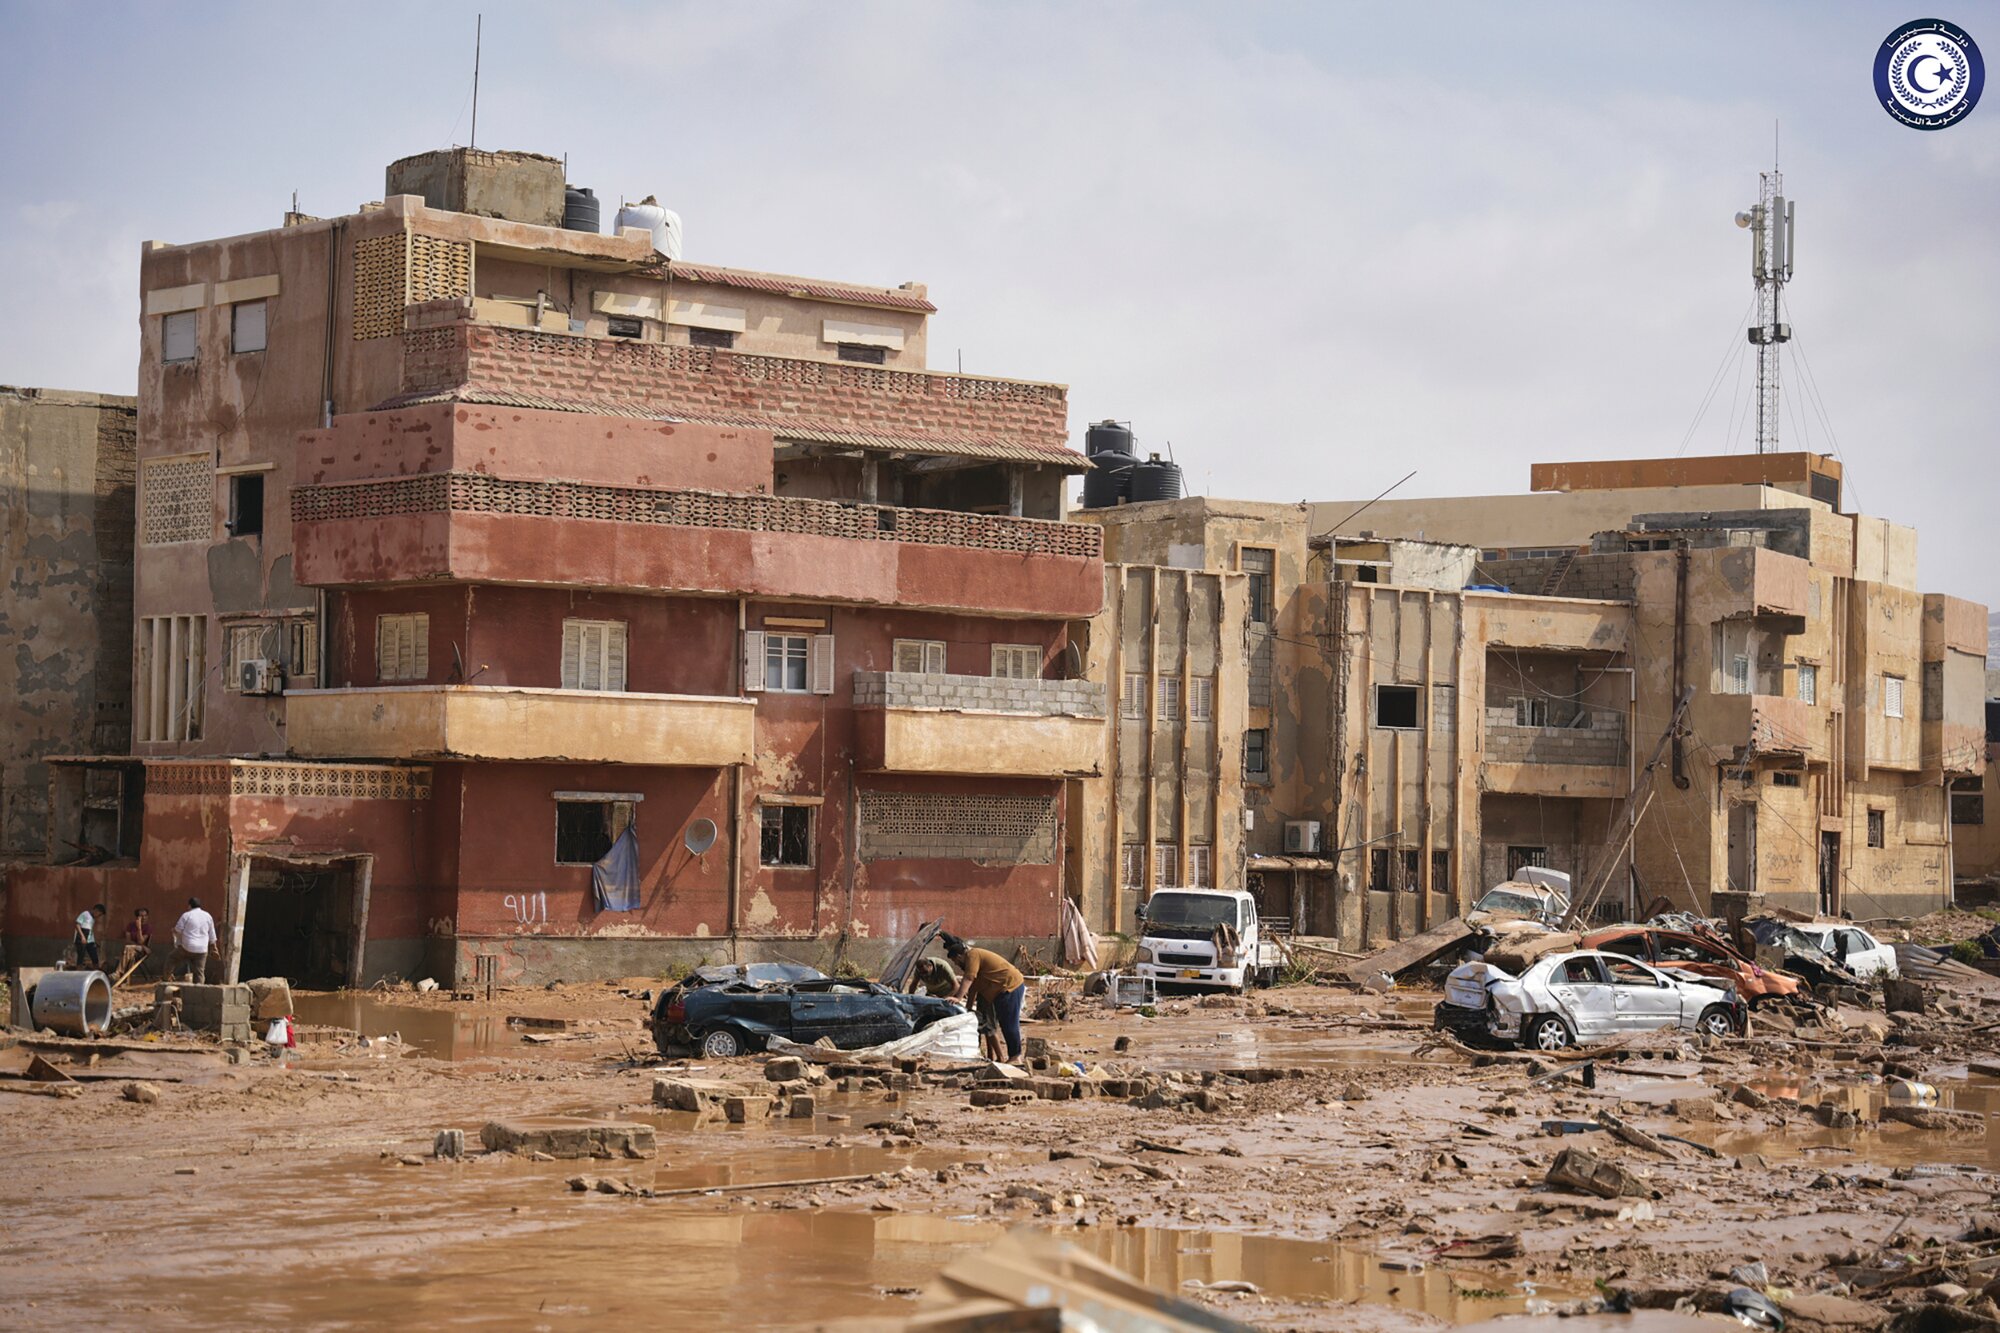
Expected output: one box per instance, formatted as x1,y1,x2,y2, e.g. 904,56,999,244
290,993,511,1061
1695,1073,1999,1171
1042,1015,1427,1072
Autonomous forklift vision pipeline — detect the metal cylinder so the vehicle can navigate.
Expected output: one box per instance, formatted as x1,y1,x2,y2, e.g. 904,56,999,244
31,970,113,1036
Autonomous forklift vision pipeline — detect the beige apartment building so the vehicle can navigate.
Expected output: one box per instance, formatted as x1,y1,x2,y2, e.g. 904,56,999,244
1072,452,1988,944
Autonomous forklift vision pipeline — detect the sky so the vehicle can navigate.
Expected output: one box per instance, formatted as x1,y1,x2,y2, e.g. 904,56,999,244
2,1,1995,614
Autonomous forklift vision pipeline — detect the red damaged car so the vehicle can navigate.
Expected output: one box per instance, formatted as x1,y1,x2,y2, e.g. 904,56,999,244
1581,926,1806,1006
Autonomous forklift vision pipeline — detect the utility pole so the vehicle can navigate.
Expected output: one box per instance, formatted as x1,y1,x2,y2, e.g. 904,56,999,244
1734,157,1795,454
470,15,482,150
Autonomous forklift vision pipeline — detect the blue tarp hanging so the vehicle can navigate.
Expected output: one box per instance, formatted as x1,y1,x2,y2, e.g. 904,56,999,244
592,825,642,912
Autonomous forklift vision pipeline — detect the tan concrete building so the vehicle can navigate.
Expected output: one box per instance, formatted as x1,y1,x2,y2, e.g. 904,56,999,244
0,387,136,860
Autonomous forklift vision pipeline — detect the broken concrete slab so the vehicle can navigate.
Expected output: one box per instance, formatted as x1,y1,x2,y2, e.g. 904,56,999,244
652,1076,754,1114
724,1095,774,1123
1545,1146,1654,1199
480,1118,656,1159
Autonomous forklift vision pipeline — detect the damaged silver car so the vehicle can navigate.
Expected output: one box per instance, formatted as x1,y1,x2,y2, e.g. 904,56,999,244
1434,949,1744,1051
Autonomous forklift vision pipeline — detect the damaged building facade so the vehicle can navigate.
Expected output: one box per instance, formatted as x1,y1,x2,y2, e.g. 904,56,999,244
5,148,1104,985
1072,453,1987,943
0,387,137,873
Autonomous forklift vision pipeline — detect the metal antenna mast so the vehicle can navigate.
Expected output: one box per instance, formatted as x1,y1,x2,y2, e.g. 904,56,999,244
1734,160,1795,453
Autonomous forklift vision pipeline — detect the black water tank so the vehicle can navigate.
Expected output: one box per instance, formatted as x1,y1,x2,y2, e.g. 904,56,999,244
1081,449,1138,508
1129,455,1185,503
563,186,600,233
1085,419,1134,457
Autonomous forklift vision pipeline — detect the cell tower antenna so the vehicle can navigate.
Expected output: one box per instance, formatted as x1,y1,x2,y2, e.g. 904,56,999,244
1732,153,1795,454
470,14,483,150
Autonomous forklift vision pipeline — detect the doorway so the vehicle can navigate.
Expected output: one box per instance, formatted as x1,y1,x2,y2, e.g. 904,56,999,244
1727,803,1757,893
238,862,359,988
1818,832,1840,916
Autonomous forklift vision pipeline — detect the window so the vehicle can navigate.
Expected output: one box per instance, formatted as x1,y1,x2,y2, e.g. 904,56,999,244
760,804,813,867
1153,843,1176,886
1922,661,1944,722
837,342,888,364
1882,675,1904,719
1951,776,1985,826
1512,697,1550,728
1797,663,1818,706
1727,654,1752,695
1189,676,1214,723
562,619,628,692
894,638,948,675
1241,548,1275,624
1867,808,1885,848
1375,685,1419,730
606,315,644,339
744,630,833,694
1560,956,1608,985
1506,846,1549,878
1400,849,1421,893
226,473,264,537
162,310,197,363
688,325,734,349
991,644,1040,679
555,797,633,865
231,300,267,354
1122,673,1147,720
1432,850,1451,894
377,613,429,683
1244,728,1269,778
1606,958,1663,987
287,618,319,681
1121,844,1145,888
136,614,207,742
1369,848,1391,892
224,623,274,691
1771,771,1802,788
1188,844,1213,888
1157,677,1182,721
1600,935,1649,960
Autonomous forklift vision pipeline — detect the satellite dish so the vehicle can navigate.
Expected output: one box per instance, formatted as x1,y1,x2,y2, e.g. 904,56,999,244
683,819,718,857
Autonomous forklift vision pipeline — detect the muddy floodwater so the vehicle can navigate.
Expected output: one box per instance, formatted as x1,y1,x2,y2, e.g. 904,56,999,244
4,979,1996,1330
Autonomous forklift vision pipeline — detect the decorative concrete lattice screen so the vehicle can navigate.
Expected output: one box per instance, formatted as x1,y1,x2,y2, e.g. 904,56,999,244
293,472,1104,560
353,234,471,340
149,761,433,800
140,454,211,545
859,792,1058,864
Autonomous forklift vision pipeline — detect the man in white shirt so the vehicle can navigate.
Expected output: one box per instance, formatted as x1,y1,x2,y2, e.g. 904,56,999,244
169,897,219,984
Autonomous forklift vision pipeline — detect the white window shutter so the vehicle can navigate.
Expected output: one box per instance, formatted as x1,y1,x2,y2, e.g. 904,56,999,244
607,623,627,692
743,630,766,693
810,634,836,694
377,617,392,682
561,622,582,690
926,641,946,674
412,615,429,679
894,639,924,674
582,624,605,691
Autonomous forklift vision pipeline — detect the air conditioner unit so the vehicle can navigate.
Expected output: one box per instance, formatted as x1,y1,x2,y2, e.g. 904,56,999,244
1283,820,1322,855
239,658,283,696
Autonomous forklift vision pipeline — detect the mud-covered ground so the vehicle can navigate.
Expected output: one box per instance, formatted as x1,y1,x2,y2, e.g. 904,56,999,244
3,970,1998,1331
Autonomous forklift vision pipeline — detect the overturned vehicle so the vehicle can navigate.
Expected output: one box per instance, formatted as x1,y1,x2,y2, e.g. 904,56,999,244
650,957,962,1059
1434,948,1745,1052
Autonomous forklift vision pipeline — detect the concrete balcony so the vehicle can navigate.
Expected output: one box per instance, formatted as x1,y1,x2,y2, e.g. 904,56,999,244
290,474,1105,618
285,686,755,767
1480,708,1629,798
853,672,1105,778
1703,692,1826,760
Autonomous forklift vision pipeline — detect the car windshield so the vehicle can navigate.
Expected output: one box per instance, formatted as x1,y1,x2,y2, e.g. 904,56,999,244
1475,889,1547,917
1146,893,1240,930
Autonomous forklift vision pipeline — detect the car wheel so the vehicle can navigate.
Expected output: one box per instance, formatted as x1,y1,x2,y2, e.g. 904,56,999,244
1526,1015,1573,1052
699,1027,744,1058
1698,1005,1738,1038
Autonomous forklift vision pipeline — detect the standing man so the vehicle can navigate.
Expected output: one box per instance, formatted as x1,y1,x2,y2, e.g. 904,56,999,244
942,933,1027,1063
169,897,218,983
73,903,107,971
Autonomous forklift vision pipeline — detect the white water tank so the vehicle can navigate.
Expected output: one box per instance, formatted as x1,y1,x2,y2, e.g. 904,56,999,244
613,196,683,260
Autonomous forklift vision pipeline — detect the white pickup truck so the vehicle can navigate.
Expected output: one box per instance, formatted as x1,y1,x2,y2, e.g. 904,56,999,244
1133,887,1283,992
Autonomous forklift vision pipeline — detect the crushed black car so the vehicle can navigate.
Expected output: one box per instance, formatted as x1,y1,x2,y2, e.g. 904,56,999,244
650,961,963,1058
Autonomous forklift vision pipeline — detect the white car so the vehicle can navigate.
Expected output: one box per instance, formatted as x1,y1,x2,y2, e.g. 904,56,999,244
1435,949,1745,1052
1787,923,1899,980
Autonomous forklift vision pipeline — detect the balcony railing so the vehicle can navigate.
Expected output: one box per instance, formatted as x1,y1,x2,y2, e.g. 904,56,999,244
853,671,1104,718
291,473,1102,561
